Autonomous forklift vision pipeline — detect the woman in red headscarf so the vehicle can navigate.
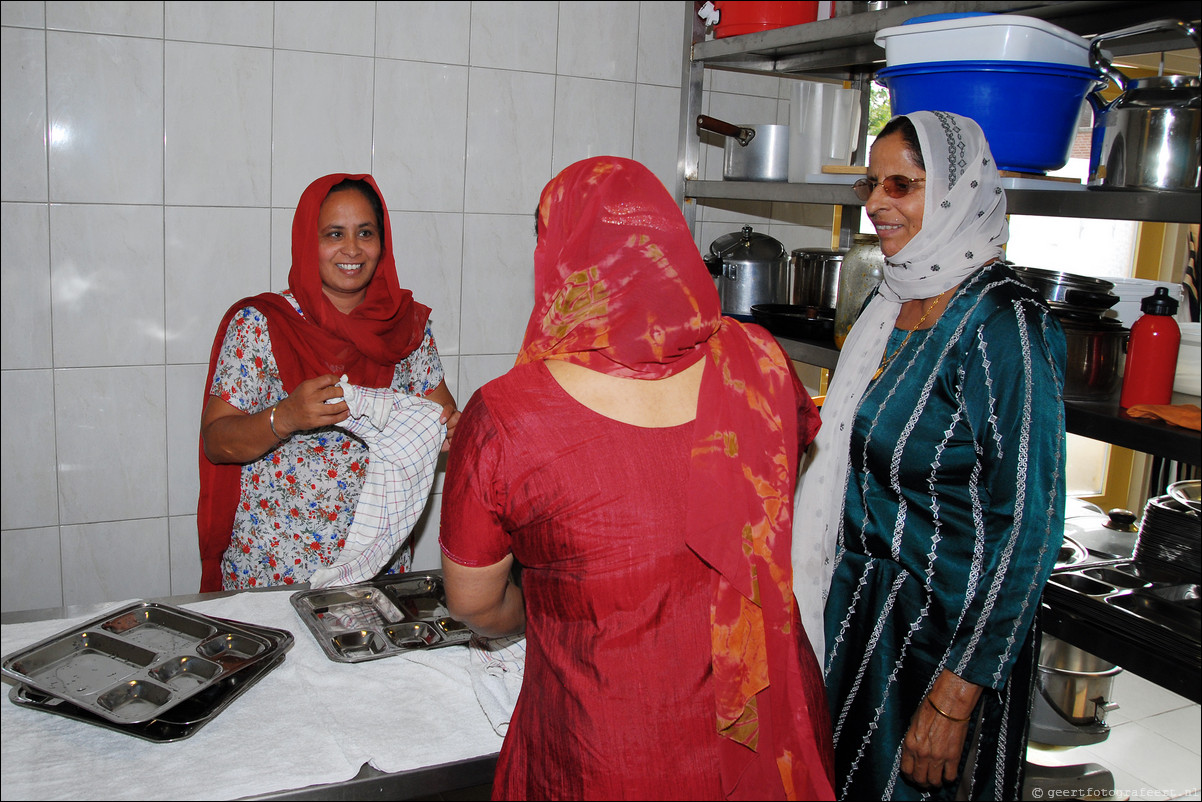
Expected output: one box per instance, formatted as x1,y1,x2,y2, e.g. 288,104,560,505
439,157,834,801
198,174,459,592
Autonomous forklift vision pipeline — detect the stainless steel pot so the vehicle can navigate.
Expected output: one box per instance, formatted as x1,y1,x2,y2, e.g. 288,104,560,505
697,115,790,181
790,248,842,312
1038,633,1122,726
1088,19,1201,190
707,225,790,318
1012,265,1119,316
1057,312,1129,400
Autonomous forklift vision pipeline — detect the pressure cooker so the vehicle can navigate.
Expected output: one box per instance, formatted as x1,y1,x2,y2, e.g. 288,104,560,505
705,225,790,319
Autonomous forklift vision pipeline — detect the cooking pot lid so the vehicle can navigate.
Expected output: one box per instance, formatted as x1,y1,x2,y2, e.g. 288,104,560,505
1054,309,1129,331
710,225,786,262
1012,265,1116,293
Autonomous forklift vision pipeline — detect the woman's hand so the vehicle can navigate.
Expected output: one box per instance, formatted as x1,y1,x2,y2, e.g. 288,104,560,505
901,669,984,789
425,379,460,452
201,373,348,464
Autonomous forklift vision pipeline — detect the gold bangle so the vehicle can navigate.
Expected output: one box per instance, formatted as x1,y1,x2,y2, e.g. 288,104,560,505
927,697,972,722
269,405,287,442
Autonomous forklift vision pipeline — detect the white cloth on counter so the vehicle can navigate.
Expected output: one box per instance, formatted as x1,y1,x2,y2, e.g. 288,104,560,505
309,377,446,588
466,633,527,736
0,591,504,801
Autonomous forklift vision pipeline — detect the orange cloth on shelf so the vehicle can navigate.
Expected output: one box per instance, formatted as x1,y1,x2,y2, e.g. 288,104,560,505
1125,404,1202,431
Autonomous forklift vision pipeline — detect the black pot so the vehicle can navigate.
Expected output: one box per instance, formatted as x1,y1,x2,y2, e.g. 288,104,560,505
1057,311,1129,400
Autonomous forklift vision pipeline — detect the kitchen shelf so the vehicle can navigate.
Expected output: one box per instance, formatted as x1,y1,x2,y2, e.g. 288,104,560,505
775,334,1202,465
686,180,1201,223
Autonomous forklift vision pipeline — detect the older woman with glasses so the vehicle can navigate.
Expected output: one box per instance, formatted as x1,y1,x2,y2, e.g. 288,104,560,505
792,111,1068,800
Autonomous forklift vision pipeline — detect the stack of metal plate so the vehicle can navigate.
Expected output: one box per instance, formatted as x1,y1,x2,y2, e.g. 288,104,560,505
2,602,293,742
1136,485,1201,579
291,573,472,663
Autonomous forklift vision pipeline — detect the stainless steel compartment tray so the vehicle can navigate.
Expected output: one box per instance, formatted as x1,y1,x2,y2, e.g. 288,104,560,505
7,616,293,742
290,572,472,663
1,601,285,725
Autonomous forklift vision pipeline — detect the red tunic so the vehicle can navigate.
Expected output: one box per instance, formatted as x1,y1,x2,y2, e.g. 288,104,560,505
441,361,825,800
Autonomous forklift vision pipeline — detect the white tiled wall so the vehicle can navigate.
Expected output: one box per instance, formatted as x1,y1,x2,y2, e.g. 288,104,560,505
0,1,837,613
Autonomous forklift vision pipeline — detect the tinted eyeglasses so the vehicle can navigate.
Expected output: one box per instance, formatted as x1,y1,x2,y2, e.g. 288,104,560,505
852,175,925,202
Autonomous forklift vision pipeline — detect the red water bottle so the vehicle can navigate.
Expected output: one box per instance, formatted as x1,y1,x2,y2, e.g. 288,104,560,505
1119,287,1181,408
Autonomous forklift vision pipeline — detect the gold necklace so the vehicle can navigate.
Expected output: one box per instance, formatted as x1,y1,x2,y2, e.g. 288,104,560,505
872,289,951,381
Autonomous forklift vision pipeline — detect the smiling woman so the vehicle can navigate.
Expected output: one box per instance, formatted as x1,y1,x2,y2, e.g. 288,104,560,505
195,173,461,592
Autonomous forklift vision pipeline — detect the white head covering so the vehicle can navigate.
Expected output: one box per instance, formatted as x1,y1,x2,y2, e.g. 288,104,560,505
791,110,1008,662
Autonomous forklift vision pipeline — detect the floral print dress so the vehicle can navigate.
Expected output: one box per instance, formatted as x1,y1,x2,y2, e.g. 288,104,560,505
209,292,444,589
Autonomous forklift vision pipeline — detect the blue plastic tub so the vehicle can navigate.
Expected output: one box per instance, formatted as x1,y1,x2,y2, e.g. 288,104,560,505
876,60,1105,174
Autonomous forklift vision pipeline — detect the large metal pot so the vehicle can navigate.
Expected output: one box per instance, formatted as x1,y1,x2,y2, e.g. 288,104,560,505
1088,19,1201,190
790,248,843,312
1057,312,1129,400
1037,633,1122,726
697,115,790,181
1012,265,1119,316
706,225,790,319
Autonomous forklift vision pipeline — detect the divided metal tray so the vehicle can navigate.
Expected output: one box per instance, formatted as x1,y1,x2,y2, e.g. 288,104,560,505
290,573,472,663
2,602,292,727
7,615,292,742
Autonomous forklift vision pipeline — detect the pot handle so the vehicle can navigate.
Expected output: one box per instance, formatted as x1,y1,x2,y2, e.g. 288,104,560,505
1089,19,1202,92
697,115,755,147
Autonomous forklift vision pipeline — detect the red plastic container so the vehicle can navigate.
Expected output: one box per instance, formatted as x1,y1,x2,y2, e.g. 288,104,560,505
1119,287,1181,408
713,2,819,39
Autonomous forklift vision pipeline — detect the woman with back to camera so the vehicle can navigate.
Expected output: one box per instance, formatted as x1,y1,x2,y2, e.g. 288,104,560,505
439,156,835,800
792,111,1067,800
198,173,459,591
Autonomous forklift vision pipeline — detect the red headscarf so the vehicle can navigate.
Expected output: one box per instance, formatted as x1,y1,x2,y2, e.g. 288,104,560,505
521,157,832,799
196,173,431,591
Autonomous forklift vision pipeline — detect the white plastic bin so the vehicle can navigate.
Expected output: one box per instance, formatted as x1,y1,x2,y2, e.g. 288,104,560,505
875,14,1092,68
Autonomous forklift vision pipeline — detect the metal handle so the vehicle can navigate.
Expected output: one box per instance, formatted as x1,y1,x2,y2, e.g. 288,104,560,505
1089,18,1202,92
697,115,756,147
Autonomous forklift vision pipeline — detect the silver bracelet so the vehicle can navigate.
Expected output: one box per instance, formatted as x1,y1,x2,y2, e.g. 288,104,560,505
269,404,287,442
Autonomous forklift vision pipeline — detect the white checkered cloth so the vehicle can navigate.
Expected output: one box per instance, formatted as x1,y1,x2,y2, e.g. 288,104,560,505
308,379,446,588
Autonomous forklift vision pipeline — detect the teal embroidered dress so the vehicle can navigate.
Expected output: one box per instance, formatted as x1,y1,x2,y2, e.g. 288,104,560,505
824,262,1067,800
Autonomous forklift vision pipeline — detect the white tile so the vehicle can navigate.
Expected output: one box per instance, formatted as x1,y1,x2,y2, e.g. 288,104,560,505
410,490,443,573
633,83,684,197
1,526,63,613
389,211,463,357
55,366,168,525
459,214,536,356
0,369,59,530
464,67,556,216
1112,670,1197,721
1,202,53,369
45,1,163,36
457,354,518,408
168,514,201,595
269,50,375,208
469,0,558,73
1143,705,1202,755
1,1,45,27
1,27,48,201
166,363,207,518
49,203,165,367
60,518,172,607
1088,720,1202,796
271,206,293,292
376,1,470,65
710,67,782,100
165,41,273,206
557,0,639,82
165,206,272,364
637,0,686,88
272,0,375,56
372,60,469,214
46,32,164,204
550,76,636,176
165,0,274,47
